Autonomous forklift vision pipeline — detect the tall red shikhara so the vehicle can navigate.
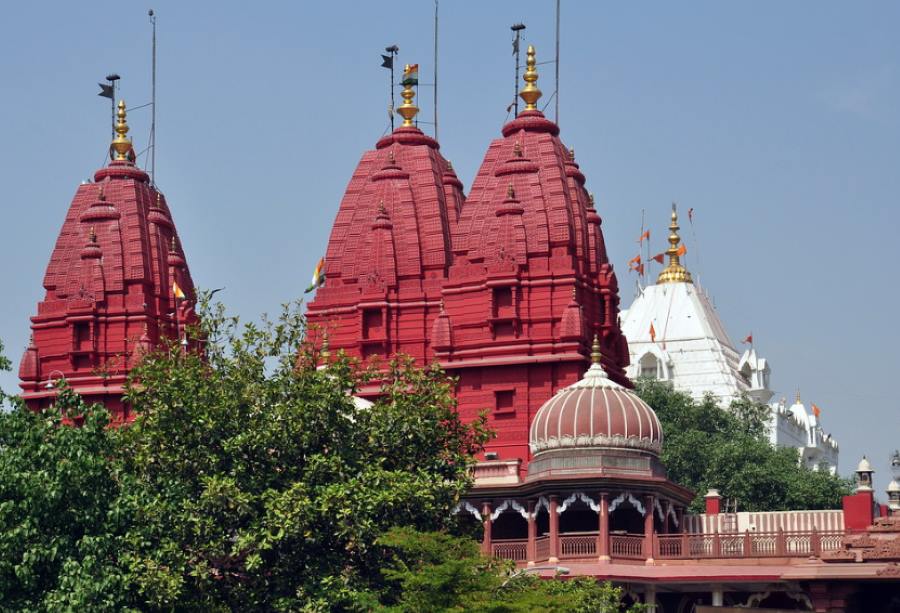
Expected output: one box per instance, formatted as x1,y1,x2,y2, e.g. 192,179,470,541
19,100,195,422
308,48,629,474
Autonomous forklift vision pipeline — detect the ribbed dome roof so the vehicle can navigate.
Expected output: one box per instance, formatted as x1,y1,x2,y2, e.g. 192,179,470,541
529,344,662,456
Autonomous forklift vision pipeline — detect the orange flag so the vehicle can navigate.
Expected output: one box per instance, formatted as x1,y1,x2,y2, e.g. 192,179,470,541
637,230,650,243
812,404,821,418
650,253,665,264
627,254,641,269
742,334,753,345
649,322,656,343
676,244,687,257
636,263,645,277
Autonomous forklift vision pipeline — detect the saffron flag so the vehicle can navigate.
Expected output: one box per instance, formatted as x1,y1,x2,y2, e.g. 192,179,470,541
742,334,753,345
636,263,645,277
650,253,665,264
649,322,656,343
676,243,687,257
172,281,186,300
402,63,419,86
812,404,821,418
637,229,650,243
627,254,642,269
305,257,326,293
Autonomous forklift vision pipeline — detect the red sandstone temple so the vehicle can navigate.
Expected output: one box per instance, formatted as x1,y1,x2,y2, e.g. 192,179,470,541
304,48,900,612
20,47,900,612
19,100,195,423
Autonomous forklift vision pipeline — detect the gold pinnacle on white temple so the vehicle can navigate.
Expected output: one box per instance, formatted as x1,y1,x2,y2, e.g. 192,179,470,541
656,203,692,284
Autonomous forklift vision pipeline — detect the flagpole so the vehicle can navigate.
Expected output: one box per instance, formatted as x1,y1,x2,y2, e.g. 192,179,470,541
433,0,439,140
554,0,560,124
511,23,525,116
384,45,399,131
640,208,645,290
149,9,157,186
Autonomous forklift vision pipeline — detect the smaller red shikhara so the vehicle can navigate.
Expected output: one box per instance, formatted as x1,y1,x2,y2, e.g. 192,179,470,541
19,100,195,423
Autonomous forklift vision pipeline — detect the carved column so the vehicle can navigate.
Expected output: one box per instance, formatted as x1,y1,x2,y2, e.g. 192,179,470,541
676,506,685,534
526,500,536,566
549,495,560,563
481,502,492,556
598,492,610,561
661,500,670,534
644,495,655,562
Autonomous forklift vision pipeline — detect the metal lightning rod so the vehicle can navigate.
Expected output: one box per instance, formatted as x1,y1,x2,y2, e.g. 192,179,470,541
511,23,526,116
149,8,157,185
433,0,439,140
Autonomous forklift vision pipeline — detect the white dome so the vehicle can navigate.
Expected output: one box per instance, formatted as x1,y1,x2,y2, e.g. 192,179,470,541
857,456,873,473
887,479,900,493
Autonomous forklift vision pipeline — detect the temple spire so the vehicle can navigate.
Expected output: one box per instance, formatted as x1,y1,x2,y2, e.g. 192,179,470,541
519,45,542,111
110,100,132,161
656,203,693,284
396,65,419,127
591,334,602,364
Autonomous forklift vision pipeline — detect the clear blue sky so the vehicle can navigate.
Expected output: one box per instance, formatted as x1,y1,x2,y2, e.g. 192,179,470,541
1,1,898,491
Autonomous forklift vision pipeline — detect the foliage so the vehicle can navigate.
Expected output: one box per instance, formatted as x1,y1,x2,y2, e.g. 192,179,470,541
113,300,490,610
635,379,852,512
369,527,645,613
0,385,129,611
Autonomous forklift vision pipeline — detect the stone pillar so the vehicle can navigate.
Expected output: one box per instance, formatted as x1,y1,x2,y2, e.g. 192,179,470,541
598,492,610,561
645,585,657,612
676,506,685,533
526,499,536,566
644,494,655,563
711,587,724,607
549,495,560,563
662,500,670,534
481,502,492,556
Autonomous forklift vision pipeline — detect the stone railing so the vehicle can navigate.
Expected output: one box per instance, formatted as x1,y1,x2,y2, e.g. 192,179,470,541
489,529,845,563
492,539,527,561
560,532,597,559
655,530,844,559
610,533,645,559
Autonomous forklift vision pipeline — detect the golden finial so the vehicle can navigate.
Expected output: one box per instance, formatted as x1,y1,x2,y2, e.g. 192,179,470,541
591,334,602,364
656,203,693,285
111,100,132,161
519,45,542,111
513,141,523,157
795,389,801,404
506,183,516,199
320,330,331,360
396,65,419,127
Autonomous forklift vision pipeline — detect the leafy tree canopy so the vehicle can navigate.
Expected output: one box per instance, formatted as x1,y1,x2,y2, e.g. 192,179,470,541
0,302,491,611
369,527,646,613
635,379,852,513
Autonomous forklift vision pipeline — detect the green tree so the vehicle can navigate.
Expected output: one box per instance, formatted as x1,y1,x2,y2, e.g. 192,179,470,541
370,527,645,612
635,379,851,512
114,301,490,610
0,383,129,611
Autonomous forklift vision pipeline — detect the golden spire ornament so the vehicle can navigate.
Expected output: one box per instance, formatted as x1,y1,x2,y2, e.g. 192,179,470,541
591,334,602,364
519,45,542,112
656,203,693,284
396,64,419,127
110,100,132,161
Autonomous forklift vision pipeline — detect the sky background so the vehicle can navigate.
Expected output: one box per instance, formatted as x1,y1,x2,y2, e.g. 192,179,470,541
1,1,898,491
